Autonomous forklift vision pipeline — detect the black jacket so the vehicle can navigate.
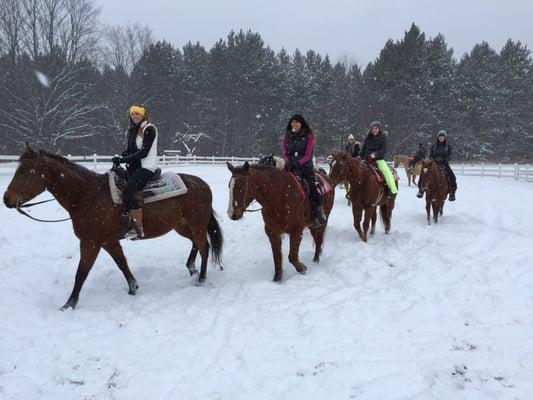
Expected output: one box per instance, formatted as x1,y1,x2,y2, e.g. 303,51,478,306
122,124,157,172
345,142,361,157
413,146,427,163
360,131,387,160
430,141,452,163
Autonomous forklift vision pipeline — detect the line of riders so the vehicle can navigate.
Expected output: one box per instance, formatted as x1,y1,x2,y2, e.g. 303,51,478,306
112,105,457,240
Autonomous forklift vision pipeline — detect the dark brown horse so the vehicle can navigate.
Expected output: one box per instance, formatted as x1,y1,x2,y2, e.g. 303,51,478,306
419,159,449,224
329,152,396,242
226,161,335,282
3,145,223,309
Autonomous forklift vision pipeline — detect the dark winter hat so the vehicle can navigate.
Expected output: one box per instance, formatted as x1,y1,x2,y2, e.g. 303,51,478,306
437,130,447,138
370,121,382,129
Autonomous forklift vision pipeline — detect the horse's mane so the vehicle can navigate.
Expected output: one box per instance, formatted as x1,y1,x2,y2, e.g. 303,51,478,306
38,150,101,178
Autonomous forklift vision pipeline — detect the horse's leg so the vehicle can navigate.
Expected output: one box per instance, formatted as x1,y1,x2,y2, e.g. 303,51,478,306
288,229,307,274
370,209,377,235
405,167,411,186
426,196,431,225
62,240,101,310
174,224,198,276
309,225,325,263
190,227,209,284
102,242,138,295
440,200,445,216
265,227,283,282
432,200,440,223
352,204,365,241
361,206,375,242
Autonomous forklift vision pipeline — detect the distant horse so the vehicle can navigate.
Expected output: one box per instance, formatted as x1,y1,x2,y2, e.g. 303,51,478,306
3,145,223,309
419,159,449,225
226,161,334,281
393,154,423,186
329,152,396,242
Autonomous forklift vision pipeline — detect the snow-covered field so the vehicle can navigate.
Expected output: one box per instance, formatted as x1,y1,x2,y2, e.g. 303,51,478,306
1,165,532,400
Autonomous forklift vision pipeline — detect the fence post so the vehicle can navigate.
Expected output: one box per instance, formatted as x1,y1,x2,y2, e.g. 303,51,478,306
481,163,485,178
514,163,518,180
526,164,530,182
162,154,166,166
461,163,464,176
498,163,501,178
93,153,98,171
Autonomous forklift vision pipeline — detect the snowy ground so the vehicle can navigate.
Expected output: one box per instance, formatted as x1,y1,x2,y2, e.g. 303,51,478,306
1,164,532,400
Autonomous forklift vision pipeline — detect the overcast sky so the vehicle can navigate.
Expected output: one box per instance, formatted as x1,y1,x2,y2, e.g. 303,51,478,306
95,0,533,66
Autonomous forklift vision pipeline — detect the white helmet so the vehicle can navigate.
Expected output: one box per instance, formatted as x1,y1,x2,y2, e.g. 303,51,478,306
348,134,355,140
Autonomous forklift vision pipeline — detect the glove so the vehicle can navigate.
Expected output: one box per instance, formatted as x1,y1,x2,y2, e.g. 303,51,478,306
370,152,376,159
112,156,123,164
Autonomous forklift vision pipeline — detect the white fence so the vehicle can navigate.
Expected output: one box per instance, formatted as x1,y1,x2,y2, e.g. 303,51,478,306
0,154,532,182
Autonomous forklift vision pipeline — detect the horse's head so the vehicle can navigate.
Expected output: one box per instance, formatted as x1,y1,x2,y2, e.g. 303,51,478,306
328,151,351,186
3,144,48,209
226,161,254,221
393,155,400,168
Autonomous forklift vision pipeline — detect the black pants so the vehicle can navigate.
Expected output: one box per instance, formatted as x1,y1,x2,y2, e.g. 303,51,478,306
123,168,154,212
300,163,322,208
418,161,457,192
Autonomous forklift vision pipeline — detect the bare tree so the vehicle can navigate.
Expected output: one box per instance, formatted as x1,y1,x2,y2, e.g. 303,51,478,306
0,68,105,149
62,0,101,65
20,0,41,62
102,22,153,73
0,0,24,66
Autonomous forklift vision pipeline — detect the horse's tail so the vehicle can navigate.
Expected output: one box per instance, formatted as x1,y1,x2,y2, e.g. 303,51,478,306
207,209,223,268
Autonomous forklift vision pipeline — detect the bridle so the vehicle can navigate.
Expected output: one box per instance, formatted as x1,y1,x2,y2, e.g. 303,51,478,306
232,173,262,214
14,155,104,223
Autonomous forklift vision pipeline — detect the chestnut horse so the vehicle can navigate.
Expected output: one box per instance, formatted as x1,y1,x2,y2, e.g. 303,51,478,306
226,161,334,282
3,145,223,309
393,154,423,186
329,152,396,242
419,159,449,225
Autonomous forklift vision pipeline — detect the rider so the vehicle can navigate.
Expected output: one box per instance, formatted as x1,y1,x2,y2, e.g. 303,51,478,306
417,130,457,201
282,114,327,227
409,142,426,171
112,105,158,239
345,134,361,157
360,121,398,199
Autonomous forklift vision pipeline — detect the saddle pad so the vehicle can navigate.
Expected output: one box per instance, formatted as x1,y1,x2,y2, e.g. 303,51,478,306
109,171,188,205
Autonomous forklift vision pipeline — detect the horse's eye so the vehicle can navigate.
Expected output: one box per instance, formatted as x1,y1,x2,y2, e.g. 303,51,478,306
30,169,35,174
233,201,238,207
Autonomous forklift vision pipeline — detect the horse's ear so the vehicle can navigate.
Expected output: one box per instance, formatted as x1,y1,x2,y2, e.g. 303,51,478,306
25,142,37,156
227,162,236,173
243,161,249,174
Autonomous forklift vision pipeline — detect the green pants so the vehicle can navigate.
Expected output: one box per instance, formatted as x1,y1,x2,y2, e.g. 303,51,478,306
376,159,398,194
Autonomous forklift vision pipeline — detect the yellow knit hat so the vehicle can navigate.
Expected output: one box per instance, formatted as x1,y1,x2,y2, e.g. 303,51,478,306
129,105,146,118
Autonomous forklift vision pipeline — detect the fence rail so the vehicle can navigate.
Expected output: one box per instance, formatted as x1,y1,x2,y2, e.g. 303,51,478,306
0,154,531,181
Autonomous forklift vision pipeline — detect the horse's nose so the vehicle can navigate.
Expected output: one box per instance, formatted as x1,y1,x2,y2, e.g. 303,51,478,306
3,191,15,208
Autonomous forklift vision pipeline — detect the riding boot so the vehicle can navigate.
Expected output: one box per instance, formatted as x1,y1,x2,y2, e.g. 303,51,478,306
119,212,133,239
129,208,144,239
313,204,327,227
384,185,393,200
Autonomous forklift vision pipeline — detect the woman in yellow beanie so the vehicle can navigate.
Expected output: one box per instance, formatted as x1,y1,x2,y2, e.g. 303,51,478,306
112,105,159,239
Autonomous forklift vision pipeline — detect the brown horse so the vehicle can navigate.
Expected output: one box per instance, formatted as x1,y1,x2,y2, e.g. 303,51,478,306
3,145,223,309
329,152,396,242
419,159,449,225
393,155,413,186
226,161,334,282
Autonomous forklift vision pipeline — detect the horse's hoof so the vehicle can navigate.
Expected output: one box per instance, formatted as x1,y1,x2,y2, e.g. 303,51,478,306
312,256,320,263
60,300,76,311
273,275,282,282
195,276,206,286
188,268,198,277
297,264,307,274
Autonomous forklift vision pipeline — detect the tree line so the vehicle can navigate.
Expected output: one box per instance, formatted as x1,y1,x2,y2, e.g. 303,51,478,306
0,0,531,162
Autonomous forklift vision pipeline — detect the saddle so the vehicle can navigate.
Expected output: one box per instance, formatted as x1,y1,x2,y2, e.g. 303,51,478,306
288,170,334,202
366,162,399,186
109,166,188,206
